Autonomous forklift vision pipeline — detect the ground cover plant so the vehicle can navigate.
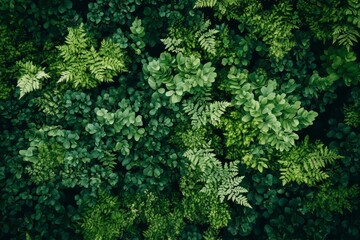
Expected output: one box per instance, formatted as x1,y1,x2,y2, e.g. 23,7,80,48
0,0,359,239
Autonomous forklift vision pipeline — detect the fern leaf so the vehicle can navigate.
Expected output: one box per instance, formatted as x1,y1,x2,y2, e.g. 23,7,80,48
183,100,230,128
57,25,125,89
194,0,217,9
209,101,231,126
58,70,73,83
332,25,360,51
196,26,219,55
279,137,342,186
99,151,117,170
184,144,251,208
16,61,50,98
161,37,184,53
198,35,217,55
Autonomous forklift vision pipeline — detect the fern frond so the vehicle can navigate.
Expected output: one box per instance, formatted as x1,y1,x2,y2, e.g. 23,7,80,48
58,70,74,83
198,34,217,55
305,183,360,214
57,25,125,89
99,151,117,170
332,25,360,51
183,146,216,172
203,29,219,38
278,137,342,186
194,0,217,9
184,144,250,208
183,100,230,128
195,19,212,37
195,21,219,55
65,23,88,51
16,61,50,98
161,37,184,53
209,101,231,125
218,162,251,208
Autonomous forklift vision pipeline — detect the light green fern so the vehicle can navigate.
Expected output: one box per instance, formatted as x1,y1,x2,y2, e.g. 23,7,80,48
217,162,250,207
195,20,219,55
81,189,137,240
194,0,218,8
160,37,184,53
161,18,219,56
183,142,251,208
57,24,125,89
16,61,50,98
278,137,343,186
332,25,360,51
305,183,359,214
182,100,230,128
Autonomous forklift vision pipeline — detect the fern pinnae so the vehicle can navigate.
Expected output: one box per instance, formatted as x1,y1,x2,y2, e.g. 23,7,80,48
279,137,343,186
16,61,50,98
183,100,230,128
56,25,125,89
194,0,218,9
184,145,251,208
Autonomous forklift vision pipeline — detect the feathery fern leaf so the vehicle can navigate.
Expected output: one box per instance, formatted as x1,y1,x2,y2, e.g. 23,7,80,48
218,164,251,207
194,0,217,9
57,24,125,89
195,21,219,55
198,31,218,55
183,142,251,208
278,137,343,186
305,182,359,214
332,25,360,51
16,61,50,98
183,100,230,128
161,37,184,53
161,18,219,56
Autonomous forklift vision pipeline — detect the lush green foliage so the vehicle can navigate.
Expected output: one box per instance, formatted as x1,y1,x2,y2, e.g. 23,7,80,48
16,61,50,98
1,0,359,239
57,24,126,89
278,137,343,186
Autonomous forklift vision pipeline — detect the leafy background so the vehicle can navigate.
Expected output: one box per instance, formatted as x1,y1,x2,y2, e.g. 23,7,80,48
0,0,359,239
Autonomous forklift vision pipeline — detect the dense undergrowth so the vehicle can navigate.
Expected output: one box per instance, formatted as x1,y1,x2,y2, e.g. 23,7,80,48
0,0,359,239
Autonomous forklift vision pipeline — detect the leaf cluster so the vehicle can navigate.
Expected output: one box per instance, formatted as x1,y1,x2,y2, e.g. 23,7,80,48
144,52,216,103
221,67,318,151
278,137,343,186
57,24,126,89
